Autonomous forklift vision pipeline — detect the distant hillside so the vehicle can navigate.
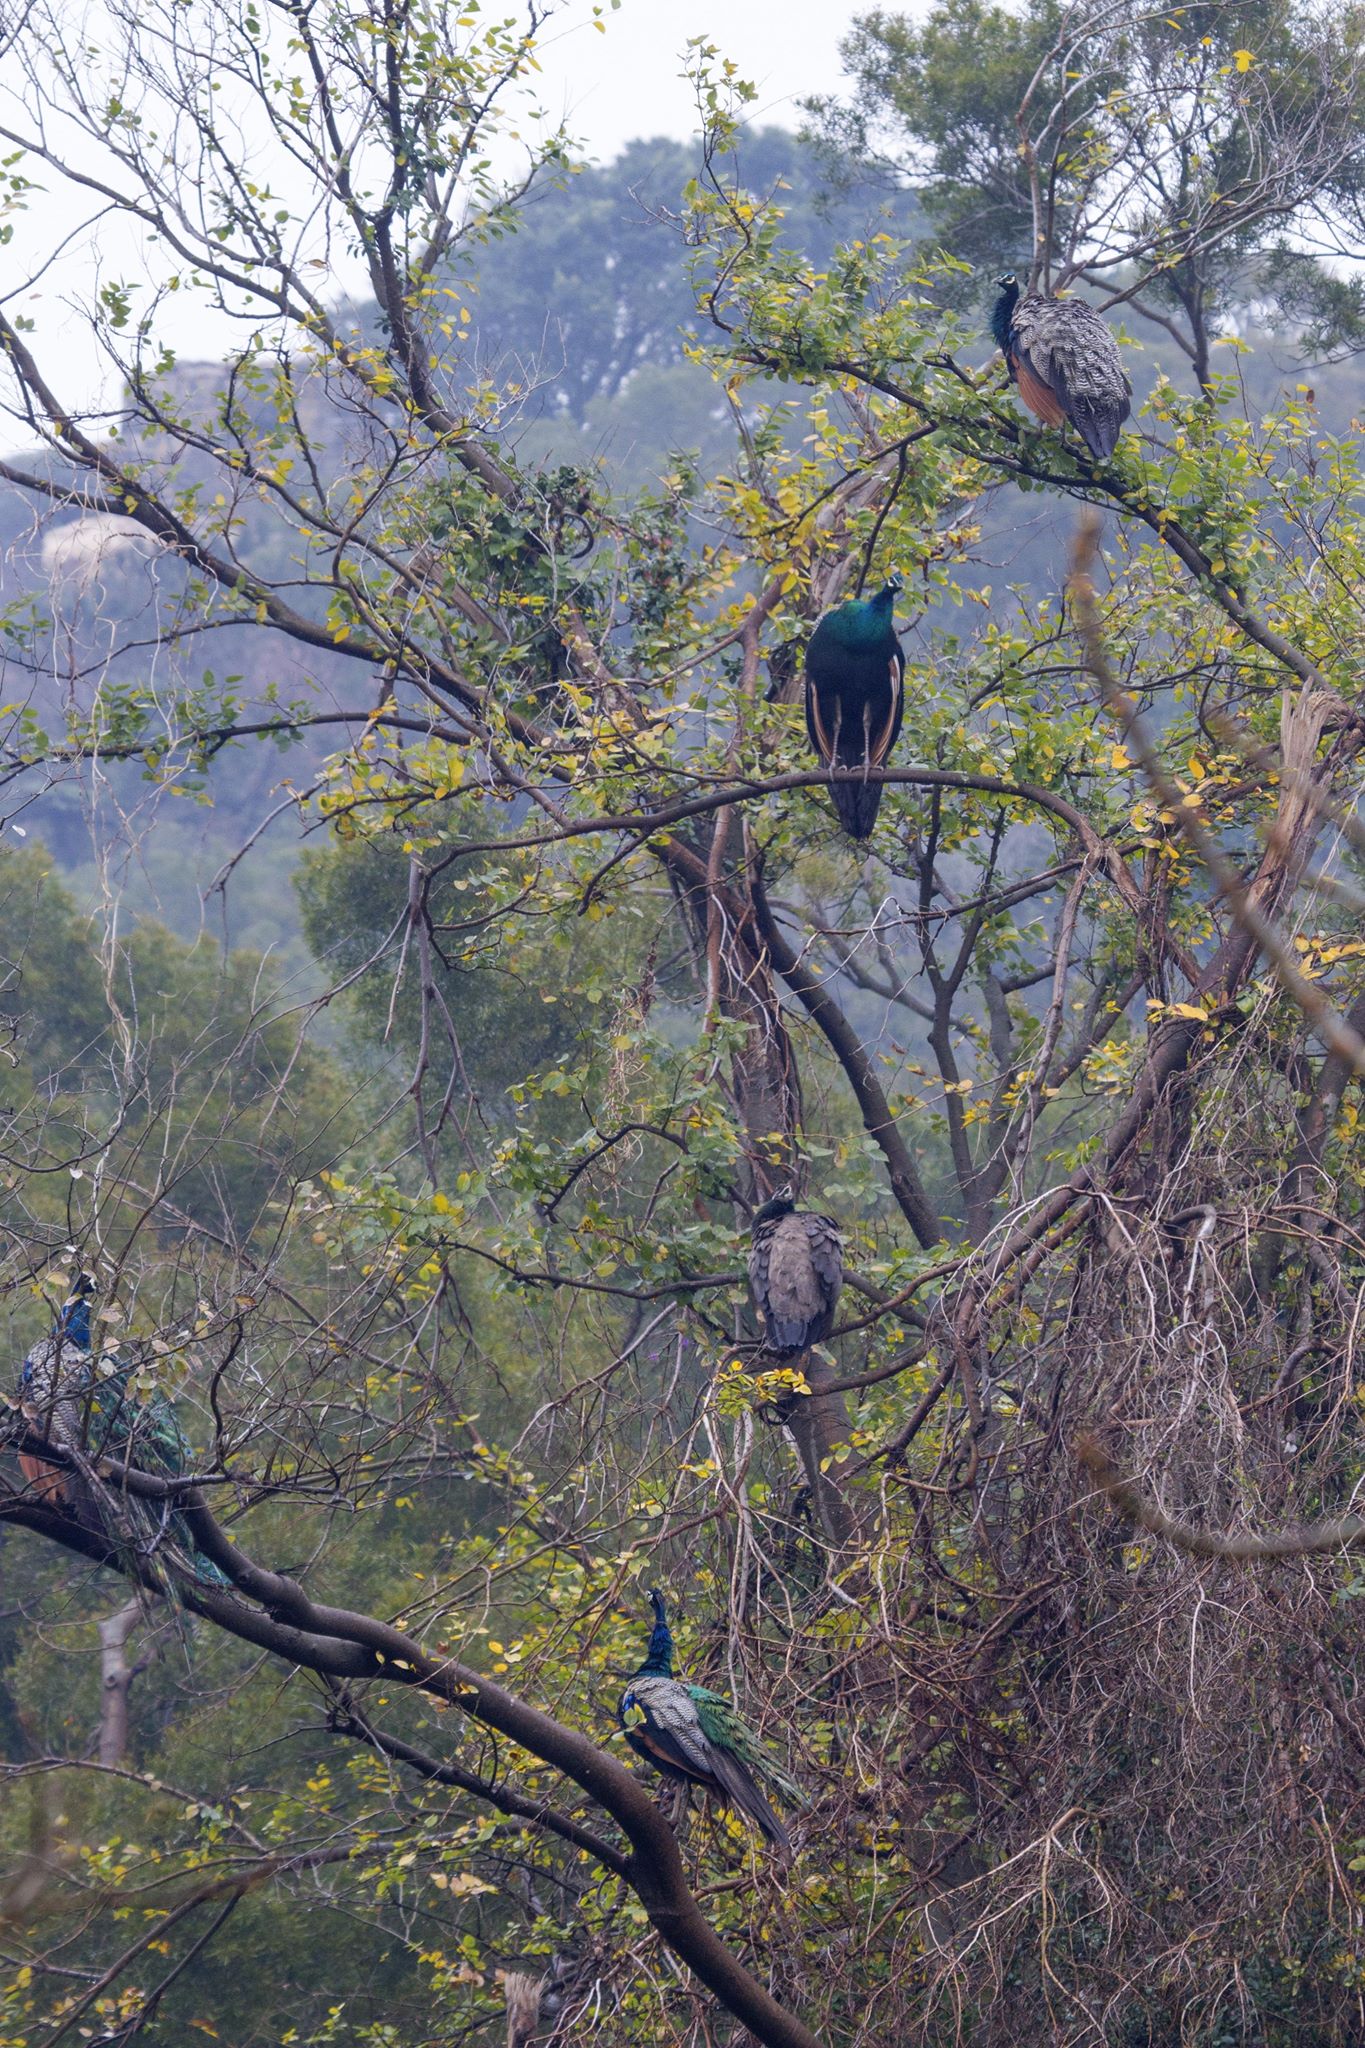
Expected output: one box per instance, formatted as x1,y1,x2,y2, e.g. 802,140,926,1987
0,124,1345,946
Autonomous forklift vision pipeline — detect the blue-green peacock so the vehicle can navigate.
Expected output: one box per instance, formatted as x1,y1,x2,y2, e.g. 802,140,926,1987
617,1589,804,1855
17,1272,229,1588
803,575,905,839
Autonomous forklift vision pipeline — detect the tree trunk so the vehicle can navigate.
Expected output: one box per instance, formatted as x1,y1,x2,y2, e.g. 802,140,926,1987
780,1352,859,1551
97,1602,140,1768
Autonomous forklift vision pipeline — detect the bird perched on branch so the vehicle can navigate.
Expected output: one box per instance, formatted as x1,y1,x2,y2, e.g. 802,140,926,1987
17,1273,100,1521
804,576,904,839
992,273,1131,463
617,1589,804,1855
16,1273,228,1586
748,1188,844,1358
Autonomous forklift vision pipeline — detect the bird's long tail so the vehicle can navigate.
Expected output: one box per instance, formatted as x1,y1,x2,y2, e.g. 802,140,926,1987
827,777,883,840
707,1748,795,1857
823,700,884,840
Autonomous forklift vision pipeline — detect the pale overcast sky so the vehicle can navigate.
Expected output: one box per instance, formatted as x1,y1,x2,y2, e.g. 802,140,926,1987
541,0,865,155
1,0,874,420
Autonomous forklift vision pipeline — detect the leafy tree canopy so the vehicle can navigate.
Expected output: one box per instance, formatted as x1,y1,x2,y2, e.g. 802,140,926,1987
806,0,1365,381
1,3,1365,2044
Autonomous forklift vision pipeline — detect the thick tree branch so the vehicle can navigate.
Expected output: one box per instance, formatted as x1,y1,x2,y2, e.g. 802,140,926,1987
0,1459,823,2048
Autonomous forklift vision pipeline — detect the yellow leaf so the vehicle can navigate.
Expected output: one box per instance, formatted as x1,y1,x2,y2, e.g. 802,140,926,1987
1233,47,1253,69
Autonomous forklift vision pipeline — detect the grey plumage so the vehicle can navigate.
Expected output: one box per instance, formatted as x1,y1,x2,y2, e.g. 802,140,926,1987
19,1329,92,1448
994,275,1132,463
748,1188,844,1357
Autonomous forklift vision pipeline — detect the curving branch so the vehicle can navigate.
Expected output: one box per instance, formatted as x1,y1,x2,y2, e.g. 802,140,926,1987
746,874,941,1249
0,1449,823,2048
1077,1434,1365,1560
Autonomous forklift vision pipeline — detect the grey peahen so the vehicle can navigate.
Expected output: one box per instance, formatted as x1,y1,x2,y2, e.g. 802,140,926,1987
992,273,1132,463
748,1188,844,1358
617,1589,804,1855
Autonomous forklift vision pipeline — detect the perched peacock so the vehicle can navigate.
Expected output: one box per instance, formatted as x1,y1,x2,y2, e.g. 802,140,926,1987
617,1589,804,1855
17,1273,102,1525
992,272,1132,463
17,1273,229,1587
804,576,905,840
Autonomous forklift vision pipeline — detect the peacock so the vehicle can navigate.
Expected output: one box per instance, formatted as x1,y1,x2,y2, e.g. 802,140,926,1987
804,576,905,840
617,1589,804,1856
992,273,1131,463
17,1273,102,1525
16,1274,229,1587
748,1188,844,1358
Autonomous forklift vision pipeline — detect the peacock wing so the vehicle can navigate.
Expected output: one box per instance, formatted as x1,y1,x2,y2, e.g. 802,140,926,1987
620,1675,718,1784
1013,296,1130,459
803,659,838,768
747,1223,771,1310
19,1333,89,1410
1008,296,1076,425
808,1213,845,1312
869,646,904,767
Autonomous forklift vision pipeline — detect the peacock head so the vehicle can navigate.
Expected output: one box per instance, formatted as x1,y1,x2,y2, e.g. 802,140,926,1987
873,574,903,607
753,1184,796,1226
639,1587,675,1674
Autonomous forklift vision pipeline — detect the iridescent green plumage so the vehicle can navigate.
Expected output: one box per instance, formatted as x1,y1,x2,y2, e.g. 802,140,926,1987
86,1364,231,1587
616,1590,804,1854
804,577,905,839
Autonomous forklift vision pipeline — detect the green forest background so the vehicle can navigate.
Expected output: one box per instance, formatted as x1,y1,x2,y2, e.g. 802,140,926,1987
5,0,1365,2041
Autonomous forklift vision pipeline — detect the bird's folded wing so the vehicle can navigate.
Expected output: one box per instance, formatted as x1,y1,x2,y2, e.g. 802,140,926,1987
807,1214,845,1295
805,676,836,765
626,1686,717,1780
767,1223,826,1323
869,656,903,766
627,1719,714,1784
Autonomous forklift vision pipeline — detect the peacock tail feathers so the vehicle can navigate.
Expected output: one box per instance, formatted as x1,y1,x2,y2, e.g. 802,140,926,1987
688,1684,808,1810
